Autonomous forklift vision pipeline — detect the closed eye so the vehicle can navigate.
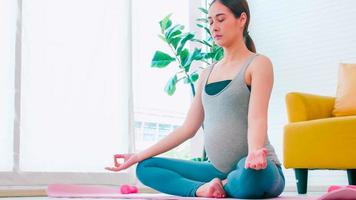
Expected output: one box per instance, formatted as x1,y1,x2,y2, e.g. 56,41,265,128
209,19,225,26
218,19,224,22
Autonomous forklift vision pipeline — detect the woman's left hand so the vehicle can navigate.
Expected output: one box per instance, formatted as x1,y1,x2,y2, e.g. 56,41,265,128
245,147,268,170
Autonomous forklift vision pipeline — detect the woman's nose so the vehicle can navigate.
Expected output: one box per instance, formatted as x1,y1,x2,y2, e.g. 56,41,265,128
211,24,219,33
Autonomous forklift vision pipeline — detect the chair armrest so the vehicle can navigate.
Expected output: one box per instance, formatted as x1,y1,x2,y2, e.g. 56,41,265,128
285,92,336,122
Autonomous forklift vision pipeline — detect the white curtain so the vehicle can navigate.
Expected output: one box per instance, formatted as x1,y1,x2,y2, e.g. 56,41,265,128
20,0,131,172
248,0,356,188
0,0,17,171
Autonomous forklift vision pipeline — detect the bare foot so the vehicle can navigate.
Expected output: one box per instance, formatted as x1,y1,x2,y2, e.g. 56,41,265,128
196,178,226,198
222,178,227,186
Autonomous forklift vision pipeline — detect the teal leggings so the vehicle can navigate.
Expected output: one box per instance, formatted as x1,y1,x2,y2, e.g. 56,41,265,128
136,156,285,199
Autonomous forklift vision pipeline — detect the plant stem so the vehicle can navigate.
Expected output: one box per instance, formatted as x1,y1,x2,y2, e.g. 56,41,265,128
190,82,196,96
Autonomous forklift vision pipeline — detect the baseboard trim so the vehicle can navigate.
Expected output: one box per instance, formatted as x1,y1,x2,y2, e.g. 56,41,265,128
0,188,47,197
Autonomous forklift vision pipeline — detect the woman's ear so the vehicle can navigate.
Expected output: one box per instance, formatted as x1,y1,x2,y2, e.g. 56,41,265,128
239,12,248,28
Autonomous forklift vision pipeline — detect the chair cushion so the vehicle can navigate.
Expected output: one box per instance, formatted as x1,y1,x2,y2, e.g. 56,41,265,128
283,115,356,169
332,63,356,117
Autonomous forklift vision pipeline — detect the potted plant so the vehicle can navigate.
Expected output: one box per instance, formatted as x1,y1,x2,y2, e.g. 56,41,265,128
150,8,223,161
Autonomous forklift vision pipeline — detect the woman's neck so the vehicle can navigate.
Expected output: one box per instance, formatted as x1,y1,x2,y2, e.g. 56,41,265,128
221,38,252,64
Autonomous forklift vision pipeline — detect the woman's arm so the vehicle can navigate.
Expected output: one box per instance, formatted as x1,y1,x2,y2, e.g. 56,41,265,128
136,68,209,161
245,55,274,170
106,68,210,171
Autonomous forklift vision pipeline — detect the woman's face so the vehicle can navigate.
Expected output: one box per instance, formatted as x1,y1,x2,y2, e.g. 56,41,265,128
208,1,247,47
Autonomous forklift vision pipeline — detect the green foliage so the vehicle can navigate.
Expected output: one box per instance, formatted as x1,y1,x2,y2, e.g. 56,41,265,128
151,51,176,68
151,9,223,96
164,75,177,96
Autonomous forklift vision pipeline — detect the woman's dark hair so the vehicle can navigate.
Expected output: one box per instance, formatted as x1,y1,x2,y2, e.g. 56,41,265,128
210,0,256,53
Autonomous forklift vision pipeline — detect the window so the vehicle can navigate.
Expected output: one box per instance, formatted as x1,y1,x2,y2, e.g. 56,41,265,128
132,0,205,159
143,122,157,141
158,124,171,140
1,0,133,185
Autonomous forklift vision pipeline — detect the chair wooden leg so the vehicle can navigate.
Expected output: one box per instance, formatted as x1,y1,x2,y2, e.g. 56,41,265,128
295,169,308,194
347,169,356,185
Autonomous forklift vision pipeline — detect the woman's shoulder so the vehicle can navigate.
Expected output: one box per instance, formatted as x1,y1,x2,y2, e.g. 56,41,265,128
255,53,272,66
247,53,273,77
199,62,216,79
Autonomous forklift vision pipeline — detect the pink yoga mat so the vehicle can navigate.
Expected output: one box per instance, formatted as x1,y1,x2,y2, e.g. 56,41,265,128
48,184,172,199
47,184,238,199
318,186,356,200
47,184,318,199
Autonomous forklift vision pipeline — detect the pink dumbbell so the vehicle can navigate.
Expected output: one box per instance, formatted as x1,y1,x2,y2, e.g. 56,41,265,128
120,184,138,194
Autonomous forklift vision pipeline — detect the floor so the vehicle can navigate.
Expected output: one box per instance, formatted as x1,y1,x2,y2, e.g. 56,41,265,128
0,192,324,200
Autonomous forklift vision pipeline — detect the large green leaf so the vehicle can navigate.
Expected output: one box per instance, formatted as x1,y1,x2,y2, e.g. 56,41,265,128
205,27,211,35
179,49,189,68
198,7,208,15
151,51,176,68
196,24,211,36
192,39,213,48
213,48,224,61
159,13,172,33
170,36,181,49
165,24,184,41
191,39,212,48
177,33,195,55
196,24,204,29
169,30,182,41
183,73,199,84
203,39,213,47
164,75,178,96
202,52,214,59
183,48,202,72
196,18,208,23
192,48,203,61
207,36,214,42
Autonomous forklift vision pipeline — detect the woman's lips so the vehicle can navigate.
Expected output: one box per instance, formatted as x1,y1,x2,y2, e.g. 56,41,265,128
214,35,222,40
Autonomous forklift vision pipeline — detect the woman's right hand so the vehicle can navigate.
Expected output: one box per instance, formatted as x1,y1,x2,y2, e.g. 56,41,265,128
105,153,140,172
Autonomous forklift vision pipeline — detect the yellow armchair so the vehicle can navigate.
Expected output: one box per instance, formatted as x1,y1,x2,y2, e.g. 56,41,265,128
283,92,356,194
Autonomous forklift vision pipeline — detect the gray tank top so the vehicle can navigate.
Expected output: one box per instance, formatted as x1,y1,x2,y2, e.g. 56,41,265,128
201,53,281,173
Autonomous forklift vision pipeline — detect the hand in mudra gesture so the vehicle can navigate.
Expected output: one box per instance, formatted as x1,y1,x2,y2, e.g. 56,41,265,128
245,147,268,170
105,153,140,172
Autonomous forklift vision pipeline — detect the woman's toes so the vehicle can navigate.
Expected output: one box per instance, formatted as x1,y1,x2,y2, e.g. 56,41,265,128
211,178,226,198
